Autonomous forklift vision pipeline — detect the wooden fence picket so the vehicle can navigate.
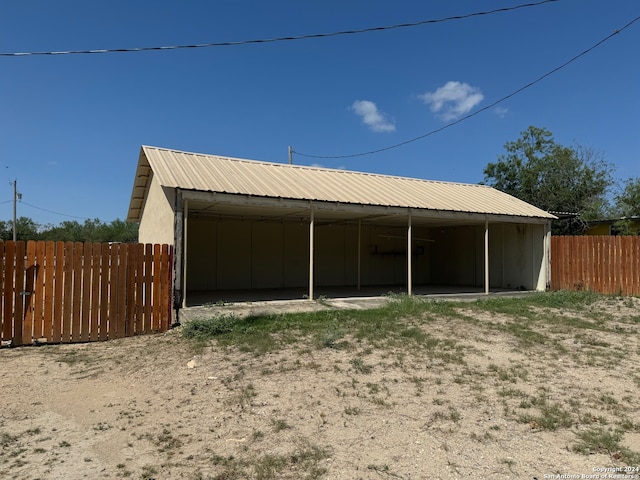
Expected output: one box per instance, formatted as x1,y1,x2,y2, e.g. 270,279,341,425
72,242,83,342
635,238,640,296
13,241,25,346
160,244,171,330
52,242,64,343
117,244,128,339
152,244,161,331
126,244,137,336
143,243,153,334
90,243,101,342
61,242,72,342
81,242,92,343
2,242,13,342
134,243,145,334
23,241,36,343
99,244,110,342
0,243,6,342
33,241,46,340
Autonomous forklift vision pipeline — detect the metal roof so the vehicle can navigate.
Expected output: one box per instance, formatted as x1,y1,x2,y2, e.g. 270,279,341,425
127,146,556,222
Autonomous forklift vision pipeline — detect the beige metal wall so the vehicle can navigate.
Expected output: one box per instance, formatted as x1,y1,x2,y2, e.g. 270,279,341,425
412,223,547,290
495,223,546,290
138,173,176,245
362,224,430,286
186,218,434,291
486,223,546,290
428,225,481,286
185,217,548,292
187,218,309,290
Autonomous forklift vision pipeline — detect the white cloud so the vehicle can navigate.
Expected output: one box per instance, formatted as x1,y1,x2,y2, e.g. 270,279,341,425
351,100,396,132
494,106,509,118
419,81,484,121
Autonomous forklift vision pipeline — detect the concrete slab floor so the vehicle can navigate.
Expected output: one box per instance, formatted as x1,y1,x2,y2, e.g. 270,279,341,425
177,286,537,323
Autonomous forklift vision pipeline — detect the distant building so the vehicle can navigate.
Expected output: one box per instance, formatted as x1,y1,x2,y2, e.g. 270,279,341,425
584,217,640,236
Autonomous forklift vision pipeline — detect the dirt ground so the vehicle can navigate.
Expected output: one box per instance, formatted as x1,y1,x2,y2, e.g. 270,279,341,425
2,295,640,480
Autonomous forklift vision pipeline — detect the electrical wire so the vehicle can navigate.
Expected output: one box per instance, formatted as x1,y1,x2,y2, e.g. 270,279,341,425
294,15,640,160
0,0,559,57
20,201,89,220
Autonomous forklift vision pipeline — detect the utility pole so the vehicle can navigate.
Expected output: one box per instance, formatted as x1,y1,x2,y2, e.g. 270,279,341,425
12,179,19,242
288,145,293,165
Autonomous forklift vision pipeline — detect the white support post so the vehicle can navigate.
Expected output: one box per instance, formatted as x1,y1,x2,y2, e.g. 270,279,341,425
173,189,183,312
357,220,361,291
182,199,189,308
309,208,314,301
532,224,536,290
545,221,552,291
484,219,489,295
407,214,413,296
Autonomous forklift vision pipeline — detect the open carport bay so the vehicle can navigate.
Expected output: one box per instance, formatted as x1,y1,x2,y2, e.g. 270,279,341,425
184,209,546,306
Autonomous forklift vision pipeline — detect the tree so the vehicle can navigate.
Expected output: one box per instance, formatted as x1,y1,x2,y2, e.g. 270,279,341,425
0,216,41,241
483,126,614,234
39,220,84,242
38,218,139,242
1,217,139,242
102,219,139,243
613,178,640,235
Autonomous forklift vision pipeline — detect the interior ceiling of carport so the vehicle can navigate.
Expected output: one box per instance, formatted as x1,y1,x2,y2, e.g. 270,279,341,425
127,145,556,226
184,200,479,228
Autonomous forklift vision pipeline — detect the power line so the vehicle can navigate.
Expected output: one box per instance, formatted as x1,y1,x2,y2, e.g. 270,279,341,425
20,201,89,220
294,15,640,160
0,0,559,57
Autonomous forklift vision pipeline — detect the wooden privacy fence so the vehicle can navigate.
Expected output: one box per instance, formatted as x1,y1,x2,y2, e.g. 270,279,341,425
1,241,173,346
551,236,640,296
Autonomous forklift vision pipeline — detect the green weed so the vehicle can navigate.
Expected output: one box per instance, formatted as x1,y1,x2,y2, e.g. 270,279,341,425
350,358,373,374
344,406,360,415
140,465,158,480
271,419,291,432
573,428,640,465
519,394,573,431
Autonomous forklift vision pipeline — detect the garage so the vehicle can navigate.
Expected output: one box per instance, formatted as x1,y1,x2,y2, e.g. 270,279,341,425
127,146,555,307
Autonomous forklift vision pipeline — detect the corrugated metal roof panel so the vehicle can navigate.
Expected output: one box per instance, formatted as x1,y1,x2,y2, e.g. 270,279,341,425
127,145,556,222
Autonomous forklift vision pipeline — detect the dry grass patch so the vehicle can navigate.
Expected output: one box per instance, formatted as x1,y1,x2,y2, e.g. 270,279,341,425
2,291,640,479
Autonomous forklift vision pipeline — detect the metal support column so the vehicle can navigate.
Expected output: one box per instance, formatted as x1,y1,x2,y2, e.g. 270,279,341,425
309,208,315,301
484,219,489,295
544,221,552,290
173,189,184,313
357,220,361,291
182,199,189,308
407,214,413,296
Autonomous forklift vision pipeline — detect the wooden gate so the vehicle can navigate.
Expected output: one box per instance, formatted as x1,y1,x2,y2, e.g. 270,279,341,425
1,241,173,346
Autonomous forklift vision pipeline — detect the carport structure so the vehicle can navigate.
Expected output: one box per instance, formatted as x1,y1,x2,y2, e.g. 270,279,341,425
127,146,556,307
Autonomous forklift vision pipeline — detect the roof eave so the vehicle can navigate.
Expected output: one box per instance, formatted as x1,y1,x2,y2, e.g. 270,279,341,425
126,147,152,223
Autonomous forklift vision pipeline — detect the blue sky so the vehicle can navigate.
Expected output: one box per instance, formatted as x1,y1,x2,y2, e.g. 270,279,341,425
1,0,638,226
